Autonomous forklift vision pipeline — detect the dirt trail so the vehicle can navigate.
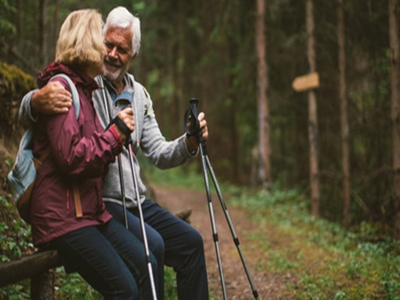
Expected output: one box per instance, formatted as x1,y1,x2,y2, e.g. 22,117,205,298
154,185,290,300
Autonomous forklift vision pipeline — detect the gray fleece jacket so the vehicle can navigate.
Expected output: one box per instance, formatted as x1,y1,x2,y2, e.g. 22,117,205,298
20,74,196,208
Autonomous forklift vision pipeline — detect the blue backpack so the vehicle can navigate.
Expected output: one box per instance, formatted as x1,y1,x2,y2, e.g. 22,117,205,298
7,74,80,223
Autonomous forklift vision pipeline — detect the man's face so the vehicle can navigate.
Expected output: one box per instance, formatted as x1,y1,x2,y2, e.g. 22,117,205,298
103,26,135,83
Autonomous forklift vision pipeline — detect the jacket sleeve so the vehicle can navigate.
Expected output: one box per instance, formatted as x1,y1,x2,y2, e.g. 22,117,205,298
19,90,38,126
138,86,195,169
41,79,122,178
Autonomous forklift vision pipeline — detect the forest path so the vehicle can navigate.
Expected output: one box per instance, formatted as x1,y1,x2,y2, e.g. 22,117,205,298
154,185,294,300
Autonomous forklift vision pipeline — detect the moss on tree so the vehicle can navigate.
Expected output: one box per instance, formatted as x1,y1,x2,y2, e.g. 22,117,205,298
0,61,36,142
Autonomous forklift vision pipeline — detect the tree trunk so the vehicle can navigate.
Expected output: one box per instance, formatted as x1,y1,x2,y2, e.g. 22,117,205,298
53,0,60,57
54,0,60,42
38,0,46,67
306,0,320,216
255,0,272,187
337,0,351,228
389,0,400,239
228,72,240,184
172,0,185,138
16,0,23,47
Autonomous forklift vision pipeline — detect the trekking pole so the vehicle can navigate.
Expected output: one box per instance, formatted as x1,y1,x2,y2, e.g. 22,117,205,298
184,98,259,300
101,80,128,228
200,140,228,299
101,80,157,298
126,142,158,300
185,99,227,300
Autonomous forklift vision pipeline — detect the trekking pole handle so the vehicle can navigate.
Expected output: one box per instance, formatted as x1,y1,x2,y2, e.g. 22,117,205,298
184,98,203,143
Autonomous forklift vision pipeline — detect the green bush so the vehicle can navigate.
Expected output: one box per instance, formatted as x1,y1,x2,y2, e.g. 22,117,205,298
0,196,33,299
231,184,400,299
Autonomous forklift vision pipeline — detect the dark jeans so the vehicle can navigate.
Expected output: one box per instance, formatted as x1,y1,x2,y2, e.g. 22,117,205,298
51,218,158,300
106,199,209,300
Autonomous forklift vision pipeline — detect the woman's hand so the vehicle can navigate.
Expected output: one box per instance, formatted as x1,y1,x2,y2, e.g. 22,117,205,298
113,107,134,142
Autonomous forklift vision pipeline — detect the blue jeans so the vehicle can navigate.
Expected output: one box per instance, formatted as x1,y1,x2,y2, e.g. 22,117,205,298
106,200,209,300
50,218,158,299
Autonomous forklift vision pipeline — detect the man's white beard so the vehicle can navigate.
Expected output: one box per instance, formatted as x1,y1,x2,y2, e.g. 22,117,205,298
104,59,131,83
104,66,122,82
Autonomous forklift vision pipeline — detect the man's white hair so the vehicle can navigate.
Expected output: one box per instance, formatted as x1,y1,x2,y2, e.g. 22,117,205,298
103,6,141,57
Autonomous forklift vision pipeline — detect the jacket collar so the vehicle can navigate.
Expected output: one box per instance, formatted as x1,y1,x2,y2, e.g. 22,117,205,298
37,62,98,93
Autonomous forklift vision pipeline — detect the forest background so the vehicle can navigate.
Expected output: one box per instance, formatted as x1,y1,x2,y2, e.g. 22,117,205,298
0,0,399,238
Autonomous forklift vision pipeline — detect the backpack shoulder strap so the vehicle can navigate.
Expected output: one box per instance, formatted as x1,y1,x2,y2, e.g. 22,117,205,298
49,74,82,219
49,74,80,119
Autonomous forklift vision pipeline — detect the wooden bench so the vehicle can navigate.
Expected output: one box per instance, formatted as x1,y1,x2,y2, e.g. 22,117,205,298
0,199,191,299
0,250,62,299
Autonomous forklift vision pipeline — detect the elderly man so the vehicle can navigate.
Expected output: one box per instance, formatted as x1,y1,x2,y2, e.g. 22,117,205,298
20,6,209,300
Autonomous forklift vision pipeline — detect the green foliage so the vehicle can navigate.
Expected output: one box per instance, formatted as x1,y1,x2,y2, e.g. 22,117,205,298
0,0,16,39
54,267,102,299
144,167,400,298
53,266,178,299
140,153,207,191
1,284,29,300
164,266,177,299
0,196,32,262
0,61,36,94
0,61,36,140
0,196,33,299
232,185,400,299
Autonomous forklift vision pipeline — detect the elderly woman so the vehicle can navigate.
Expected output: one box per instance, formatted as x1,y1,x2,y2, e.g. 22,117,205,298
30,9,157,299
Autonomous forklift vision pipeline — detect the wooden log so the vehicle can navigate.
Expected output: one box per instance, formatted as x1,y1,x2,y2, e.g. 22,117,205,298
0,250,62,287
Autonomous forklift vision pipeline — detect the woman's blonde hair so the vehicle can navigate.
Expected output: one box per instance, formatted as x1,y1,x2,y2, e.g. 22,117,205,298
56,9,104,69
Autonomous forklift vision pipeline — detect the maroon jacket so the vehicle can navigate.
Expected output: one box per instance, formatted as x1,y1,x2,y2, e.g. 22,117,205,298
31,63,123,246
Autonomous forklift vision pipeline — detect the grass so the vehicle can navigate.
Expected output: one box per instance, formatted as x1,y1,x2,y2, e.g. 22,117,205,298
145,164,400,299
230,184,400,299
